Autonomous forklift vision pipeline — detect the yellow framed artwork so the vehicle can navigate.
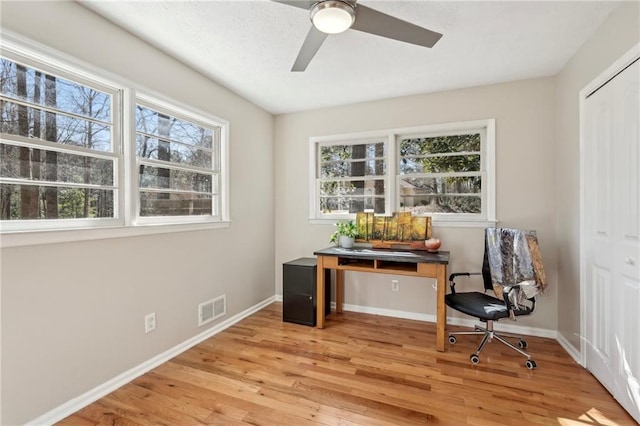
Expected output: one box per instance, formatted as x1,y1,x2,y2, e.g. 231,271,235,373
355,211,432,250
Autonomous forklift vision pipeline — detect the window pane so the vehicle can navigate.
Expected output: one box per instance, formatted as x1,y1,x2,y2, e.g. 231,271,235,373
400,176,481,214
139,192,213,217
400,194,481,214
320,179,385,213
320,159,385,178
316,141,387,216
320,142,385,162
1,143,114,185
1,101,111,151
400,176,481,195
400,134,480,155
397,130,486,217
400,154,480,174
1,55,119,226
320,196,385,214
320,142,386,181
136,135,212,169
0,183,114,219
0,58,111,122
135,100,221,221
139,165,213,193
136,106,213,149
320,179,386,197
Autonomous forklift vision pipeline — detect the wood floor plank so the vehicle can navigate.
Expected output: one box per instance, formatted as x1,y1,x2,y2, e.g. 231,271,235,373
72,400,149,426
58,303,636,425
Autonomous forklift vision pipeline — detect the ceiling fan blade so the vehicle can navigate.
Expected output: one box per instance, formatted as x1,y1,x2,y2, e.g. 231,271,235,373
270,0,314,10
292,26,329,72
351,4,442,48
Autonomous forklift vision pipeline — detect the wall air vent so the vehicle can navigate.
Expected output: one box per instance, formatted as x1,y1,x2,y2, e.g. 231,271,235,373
198,294,226,327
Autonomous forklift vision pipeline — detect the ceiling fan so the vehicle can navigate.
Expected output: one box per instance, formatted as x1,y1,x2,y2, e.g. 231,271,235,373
272,0,442,72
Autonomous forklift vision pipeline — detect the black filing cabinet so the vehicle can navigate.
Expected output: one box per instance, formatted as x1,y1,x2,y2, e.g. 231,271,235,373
283,257,330,326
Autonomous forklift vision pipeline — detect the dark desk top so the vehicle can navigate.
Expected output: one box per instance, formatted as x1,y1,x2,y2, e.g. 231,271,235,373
314,246,449,264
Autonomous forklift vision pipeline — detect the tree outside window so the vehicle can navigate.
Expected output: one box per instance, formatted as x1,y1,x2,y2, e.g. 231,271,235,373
399,133,482,215
0,57,115,222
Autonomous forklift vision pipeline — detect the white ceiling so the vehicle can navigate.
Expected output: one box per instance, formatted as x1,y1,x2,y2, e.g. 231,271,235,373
80,0,620,114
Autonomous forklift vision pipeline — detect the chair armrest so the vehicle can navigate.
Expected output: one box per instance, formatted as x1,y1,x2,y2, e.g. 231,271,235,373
449,272,471,281
502,285,517,316
448,272,482,294
502,285,536,318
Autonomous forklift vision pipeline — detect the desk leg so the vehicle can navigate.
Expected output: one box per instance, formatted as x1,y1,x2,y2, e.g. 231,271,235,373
316,256,326,329
336,269,344,314
436,265,447,352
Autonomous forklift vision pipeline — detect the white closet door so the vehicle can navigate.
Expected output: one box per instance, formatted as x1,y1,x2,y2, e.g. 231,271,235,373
583,56,639,423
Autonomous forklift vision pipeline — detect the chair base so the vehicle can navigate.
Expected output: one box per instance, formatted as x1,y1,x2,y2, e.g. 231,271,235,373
448,320,537,369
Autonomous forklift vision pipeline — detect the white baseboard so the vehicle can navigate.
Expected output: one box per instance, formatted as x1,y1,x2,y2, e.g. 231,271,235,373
556,331,583,366
341,302,435,323
446,316,557,339
338,302,557,339
27,296,276,426
274,294,283,302
278,297,559,340
339,299,583,363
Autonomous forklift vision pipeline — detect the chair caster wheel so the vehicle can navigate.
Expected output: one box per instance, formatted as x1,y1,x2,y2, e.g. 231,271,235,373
470,354,480,365
519,340,528,349
449,335,457,344
525,359,537,370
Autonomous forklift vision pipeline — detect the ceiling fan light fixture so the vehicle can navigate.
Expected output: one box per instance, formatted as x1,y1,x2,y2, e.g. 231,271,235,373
310,0,355,34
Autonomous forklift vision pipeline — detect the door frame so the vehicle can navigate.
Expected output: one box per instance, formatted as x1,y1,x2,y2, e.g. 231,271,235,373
579,42,640,367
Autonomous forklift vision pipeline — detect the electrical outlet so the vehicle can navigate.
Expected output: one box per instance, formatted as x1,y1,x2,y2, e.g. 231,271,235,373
391,280,399,292
145,312,156,333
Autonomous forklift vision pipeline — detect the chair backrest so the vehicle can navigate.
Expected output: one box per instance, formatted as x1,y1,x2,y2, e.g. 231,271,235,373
482,228,547,304
481,241,493,292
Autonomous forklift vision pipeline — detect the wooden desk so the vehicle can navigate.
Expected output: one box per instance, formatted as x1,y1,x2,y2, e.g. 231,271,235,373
313,247,450,352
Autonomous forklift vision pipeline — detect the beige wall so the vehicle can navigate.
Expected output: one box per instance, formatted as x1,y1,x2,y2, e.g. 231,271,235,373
2,1,637,424
0,2,274,424
274,78,558,329
555,2,640,351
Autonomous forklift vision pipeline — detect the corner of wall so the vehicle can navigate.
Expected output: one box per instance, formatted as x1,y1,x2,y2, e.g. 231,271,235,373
553,0,640,355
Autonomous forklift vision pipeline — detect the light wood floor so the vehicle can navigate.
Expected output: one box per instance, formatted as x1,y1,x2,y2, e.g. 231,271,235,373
59,302,636,425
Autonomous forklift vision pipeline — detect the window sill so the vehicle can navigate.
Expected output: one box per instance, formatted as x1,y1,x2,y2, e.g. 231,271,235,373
0,221,231,248
309,218,497,228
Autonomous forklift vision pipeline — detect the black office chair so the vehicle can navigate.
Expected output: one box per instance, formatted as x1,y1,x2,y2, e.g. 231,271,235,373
445,228,546,369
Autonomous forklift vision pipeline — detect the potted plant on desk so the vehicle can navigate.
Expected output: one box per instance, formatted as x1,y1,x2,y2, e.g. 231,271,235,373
330,220,357,248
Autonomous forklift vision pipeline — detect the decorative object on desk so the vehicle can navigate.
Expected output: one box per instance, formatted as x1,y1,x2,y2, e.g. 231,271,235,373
424,238,441,252
355,211,432,250
330,220,357,248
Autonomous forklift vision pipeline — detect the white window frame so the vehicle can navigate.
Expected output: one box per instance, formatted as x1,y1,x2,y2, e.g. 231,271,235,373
0,31,230,247
313,136,390,220
0,41,125,232
133,92,228,226
309,130,393,222
309,119,496,227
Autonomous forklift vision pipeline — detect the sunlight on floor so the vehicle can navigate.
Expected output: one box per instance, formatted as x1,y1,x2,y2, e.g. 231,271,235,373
558,408,624,426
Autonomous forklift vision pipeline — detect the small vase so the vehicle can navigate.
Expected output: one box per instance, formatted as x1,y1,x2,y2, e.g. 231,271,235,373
424,238,441,252
339,236,355,248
